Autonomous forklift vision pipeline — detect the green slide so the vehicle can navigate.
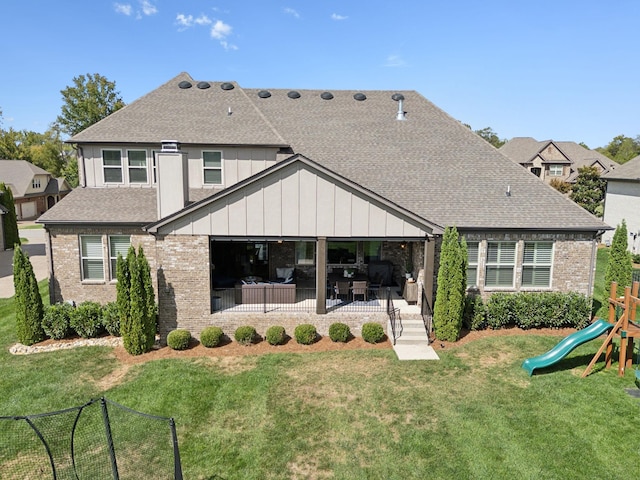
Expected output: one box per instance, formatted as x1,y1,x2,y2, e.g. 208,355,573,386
522,319,613,376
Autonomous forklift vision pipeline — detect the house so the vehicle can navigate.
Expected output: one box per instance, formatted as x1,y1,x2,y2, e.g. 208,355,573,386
602,154,640,252
0,160,72,220
38,73,609,341
499,137,617,184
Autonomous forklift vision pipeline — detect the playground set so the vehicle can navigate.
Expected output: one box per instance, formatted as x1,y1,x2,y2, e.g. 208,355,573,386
522,281,640,379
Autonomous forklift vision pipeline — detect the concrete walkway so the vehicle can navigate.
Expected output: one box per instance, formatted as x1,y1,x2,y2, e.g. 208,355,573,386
0,223,48,299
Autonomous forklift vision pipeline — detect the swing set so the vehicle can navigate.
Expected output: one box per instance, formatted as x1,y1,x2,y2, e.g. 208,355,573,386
582,281,640,379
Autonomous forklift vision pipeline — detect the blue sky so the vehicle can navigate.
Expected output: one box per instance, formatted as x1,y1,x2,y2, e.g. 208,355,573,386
1,0,638,148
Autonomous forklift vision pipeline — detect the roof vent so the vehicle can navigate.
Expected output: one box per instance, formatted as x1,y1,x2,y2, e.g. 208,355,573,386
287,91,301,99
220,82,235,90
197,81,211,89
258,90,272,98
353,93,367,101
392,93,406,121
161,140,181,153
320,92,334,100
178,81,192,89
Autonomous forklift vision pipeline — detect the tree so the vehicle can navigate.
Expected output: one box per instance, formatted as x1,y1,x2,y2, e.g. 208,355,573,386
56,73,125,137
570,166,606,216
118,245,156,355
13,246,44,345
0,127,70,177
433,226,467,341
0,183,20,248
596,134,640,165
474,127,506,148
605,220,633,297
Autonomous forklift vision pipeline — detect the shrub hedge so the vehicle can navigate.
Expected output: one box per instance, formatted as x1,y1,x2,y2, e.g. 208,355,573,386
328,322,350,342
472,291,591,331
362,322,385,344
265,326,286,345
234,326,257,345
294,324,317,345
101,302,121,336
200,326,224,348
41,303,74,340
167,329,191,350
70,301,104,338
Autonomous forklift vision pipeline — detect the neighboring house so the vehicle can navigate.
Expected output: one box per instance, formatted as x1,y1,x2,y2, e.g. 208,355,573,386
602,154,640,252
0,160,72,220
38,73,609,340
499,137,617,184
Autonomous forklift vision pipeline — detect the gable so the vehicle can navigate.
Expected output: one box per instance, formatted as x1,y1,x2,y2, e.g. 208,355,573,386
148,157,440,239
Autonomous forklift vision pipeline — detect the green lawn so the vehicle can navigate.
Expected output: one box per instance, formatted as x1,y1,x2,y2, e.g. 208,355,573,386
2,282,640,479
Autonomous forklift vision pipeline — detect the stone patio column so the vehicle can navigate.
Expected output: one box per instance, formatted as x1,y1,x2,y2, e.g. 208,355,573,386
316,237,327,314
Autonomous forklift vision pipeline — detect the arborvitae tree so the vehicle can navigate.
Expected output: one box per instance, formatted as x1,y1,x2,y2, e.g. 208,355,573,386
13,247,44,345
433,226,467,341
0,182,20,248
605,220,633,297
137,246,156,352
119,245,156,355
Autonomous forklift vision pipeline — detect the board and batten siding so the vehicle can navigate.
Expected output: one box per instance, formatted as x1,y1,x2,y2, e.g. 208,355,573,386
157,162,429,239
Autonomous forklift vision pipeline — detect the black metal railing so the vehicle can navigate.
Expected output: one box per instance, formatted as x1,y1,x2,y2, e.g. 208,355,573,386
386,287,401,344
211,285,388,314
421,288,433,337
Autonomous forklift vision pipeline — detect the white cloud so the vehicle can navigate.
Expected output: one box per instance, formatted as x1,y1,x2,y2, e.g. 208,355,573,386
140,0,157,16
114,3,132,16
284,7,300,18
176,13,211,30
220,41,239,51
210,20,232,40
195,15,212,26
331,13,348,21
384,55,407,67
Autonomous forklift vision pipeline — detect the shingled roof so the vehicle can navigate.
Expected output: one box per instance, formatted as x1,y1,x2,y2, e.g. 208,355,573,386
60,73,607,231
0,160,50,197
602,155,640,181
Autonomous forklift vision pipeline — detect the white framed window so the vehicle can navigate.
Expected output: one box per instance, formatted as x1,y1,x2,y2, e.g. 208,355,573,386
109,235,131,280
127,150,148,183
32,178,41,189
102,150,123,183
522,242,553,288
203,151,223,185
80,235,104,281
485,242,516,287
466,241,479,287
295,242,315,265
548,165,563,177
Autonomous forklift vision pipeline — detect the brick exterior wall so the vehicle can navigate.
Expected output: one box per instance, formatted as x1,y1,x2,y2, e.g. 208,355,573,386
47,225,155,305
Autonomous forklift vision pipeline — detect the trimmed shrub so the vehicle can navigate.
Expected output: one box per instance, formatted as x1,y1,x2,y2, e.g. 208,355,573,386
329,322,350,342
13,246,44,345
463,295,487,331
362,322,385,344
70,301,104,338
101,302,121,336
167,329,191,350
200,326,224,348
485,293,514,330
265,325,286,345
234,325,257,346
294,324,317,345
41,303,74,340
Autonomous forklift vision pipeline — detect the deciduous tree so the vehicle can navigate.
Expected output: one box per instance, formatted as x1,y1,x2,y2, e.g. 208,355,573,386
570,166,606,216
56,73,125,137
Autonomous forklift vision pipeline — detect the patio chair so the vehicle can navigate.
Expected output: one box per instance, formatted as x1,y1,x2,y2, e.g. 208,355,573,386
351,281,368,301
335,281,351,301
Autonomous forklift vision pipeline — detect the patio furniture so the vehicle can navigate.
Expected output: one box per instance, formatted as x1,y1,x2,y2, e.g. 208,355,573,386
351,281,368,301
335,281,351,301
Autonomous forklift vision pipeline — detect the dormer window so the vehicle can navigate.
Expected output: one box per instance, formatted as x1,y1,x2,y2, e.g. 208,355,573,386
32,178,41,189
